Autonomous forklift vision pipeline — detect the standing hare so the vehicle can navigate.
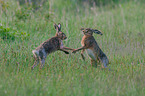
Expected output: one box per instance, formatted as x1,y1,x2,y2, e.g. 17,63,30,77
72,28,109,68
32,23,74,69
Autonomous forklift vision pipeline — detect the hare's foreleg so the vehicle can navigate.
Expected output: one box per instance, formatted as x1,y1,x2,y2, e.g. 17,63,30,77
60,41,74,51
72,46,85,53
63,47,74,50
59,49,69,54
81,49,85,61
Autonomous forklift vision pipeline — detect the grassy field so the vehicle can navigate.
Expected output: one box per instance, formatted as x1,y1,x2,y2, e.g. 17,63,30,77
0,0,145,96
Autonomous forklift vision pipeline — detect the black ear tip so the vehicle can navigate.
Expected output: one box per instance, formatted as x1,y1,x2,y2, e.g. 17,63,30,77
99,32,103,35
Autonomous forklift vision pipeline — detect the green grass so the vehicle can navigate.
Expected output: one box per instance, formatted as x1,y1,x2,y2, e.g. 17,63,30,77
0,0,145,96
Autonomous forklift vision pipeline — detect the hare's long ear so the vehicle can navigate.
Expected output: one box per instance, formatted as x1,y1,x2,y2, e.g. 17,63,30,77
54,24,59,32
58,23,61,31
93,29,103,35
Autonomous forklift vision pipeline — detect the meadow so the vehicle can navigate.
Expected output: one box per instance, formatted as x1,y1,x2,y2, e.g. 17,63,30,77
0,0,145,96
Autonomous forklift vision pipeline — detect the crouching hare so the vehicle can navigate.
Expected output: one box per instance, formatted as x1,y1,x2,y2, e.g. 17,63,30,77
72,28,109,68
32,23,74,69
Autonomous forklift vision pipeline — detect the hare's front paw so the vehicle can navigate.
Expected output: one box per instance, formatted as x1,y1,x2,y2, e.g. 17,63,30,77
65,51,69,54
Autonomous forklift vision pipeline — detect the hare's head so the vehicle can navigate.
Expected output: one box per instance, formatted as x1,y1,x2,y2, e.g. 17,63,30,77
54,23,67,40
80,28,103,36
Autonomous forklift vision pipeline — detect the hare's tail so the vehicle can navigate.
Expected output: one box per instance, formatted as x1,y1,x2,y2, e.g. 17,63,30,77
32,50,39,58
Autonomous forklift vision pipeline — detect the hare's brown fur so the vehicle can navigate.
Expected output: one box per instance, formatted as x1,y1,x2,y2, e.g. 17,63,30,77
72,28,109,68
32,23,74,69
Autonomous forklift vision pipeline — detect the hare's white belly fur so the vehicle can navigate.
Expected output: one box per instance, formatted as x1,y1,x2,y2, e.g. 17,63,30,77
86,49,96,60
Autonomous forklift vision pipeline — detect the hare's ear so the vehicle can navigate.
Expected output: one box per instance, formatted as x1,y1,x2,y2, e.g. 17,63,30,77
80,28,85,31
93,29,103,35
58,23,61,31
54,23,59,32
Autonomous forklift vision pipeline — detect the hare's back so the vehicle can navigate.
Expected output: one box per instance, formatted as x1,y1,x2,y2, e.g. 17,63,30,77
35,37,61,53
43,37,61,52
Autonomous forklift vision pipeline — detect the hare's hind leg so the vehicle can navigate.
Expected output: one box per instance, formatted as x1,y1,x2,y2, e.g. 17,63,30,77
101,57,109,68
91,59,97,68
32,50,39,69
39,49,47,69
40,57,46,69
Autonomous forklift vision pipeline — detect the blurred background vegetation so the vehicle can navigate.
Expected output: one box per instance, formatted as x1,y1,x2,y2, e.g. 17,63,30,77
0,0,144,40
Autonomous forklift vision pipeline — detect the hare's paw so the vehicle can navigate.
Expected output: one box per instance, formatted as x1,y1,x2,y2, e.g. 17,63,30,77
65,51,69,54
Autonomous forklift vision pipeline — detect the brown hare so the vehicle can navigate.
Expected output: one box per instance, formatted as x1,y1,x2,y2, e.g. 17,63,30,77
32,23,74,69
72,28,109,68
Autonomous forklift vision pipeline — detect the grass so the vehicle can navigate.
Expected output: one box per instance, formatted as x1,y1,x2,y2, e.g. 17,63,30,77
0,0,145,96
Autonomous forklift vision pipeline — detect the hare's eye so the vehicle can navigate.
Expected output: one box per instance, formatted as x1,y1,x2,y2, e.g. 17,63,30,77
83,31,86,33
